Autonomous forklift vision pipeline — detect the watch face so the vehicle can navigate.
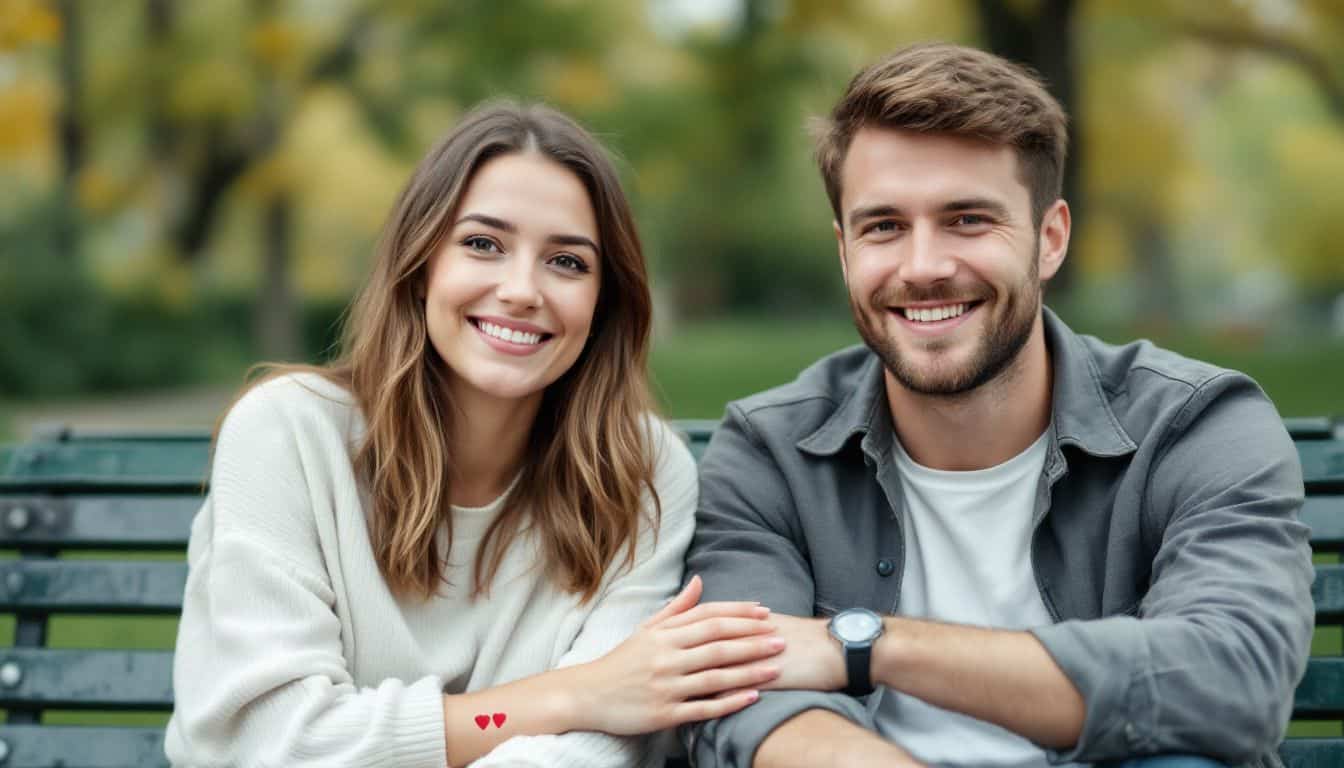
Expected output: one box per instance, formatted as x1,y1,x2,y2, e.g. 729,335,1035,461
833,610,882,642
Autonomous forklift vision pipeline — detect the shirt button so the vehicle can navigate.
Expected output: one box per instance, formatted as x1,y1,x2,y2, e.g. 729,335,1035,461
875,558,895,577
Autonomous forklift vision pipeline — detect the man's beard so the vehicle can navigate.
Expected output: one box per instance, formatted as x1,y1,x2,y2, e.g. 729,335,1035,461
850,263,1040,398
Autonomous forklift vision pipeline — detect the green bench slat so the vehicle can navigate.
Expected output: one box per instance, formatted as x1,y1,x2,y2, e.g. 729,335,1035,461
0,649,172,710
1280,738,1344,768
0,495,199,549
0,438,210,490
0,561,187,614
1300,440,1344,490
1295,658,1344,717
0,724,168,768
1302,495,1344,551
1313,565,1344,620
1285,418,1338,440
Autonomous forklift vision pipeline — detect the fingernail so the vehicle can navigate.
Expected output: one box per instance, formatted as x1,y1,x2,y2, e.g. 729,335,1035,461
752,606,770,618
746,690,760,702
767,637,786,650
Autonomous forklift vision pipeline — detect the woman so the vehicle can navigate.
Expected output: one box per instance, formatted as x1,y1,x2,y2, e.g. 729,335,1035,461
165,103,784,767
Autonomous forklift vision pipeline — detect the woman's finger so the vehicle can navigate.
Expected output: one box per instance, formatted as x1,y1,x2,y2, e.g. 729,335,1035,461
666,615,777,649
673,634,786,674
675,662,781,699
670,689,761,725
657,600,769,630
643,574,702,628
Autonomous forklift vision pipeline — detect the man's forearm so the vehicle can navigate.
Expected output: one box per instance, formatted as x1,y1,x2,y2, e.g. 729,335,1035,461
873,616,1085,748
753,709,920,768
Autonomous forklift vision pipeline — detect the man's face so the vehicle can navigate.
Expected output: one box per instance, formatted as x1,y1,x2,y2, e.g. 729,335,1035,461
836,127,1058,397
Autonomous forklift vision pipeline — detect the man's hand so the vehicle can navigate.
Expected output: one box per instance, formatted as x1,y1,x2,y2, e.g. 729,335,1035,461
757,614,846,692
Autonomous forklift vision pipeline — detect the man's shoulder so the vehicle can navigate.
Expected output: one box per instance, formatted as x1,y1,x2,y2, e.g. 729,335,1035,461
725,344,875,438
1067,327,1274,442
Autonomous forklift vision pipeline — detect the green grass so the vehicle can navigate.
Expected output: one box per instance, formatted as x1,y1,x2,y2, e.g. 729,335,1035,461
651,315,1344,418
651,314,862,418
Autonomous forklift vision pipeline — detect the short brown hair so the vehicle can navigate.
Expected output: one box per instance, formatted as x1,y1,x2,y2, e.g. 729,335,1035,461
815,42,1068,228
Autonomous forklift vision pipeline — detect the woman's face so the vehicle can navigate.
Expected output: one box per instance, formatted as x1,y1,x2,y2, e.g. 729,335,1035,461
424,152,602,408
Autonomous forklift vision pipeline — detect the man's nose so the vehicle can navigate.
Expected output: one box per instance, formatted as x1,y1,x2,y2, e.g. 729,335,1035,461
896,223,957,284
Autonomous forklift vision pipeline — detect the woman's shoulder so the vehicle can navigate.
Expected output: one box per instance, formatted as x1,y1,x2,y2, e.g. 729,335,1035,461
220,371,361,449
642,414,697,480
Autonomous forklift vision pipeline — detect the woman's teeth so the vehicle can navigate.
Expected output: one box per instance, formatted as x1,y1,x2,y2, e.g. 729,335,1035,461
478,321,543,345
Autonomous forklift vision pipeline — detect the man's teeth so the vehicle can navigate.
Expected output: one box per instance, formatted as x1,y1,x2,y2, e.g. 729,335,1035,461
902,303,970,323
478,321,543,345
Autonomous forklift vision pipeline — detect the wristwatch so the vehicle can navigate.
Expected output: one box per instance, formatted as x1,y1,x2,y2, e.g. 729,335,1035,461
827,607,884,696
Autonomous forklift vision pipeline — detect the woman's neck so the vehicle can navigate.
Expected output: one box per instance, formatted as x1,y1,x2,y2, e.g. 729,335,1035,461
446,386,542,508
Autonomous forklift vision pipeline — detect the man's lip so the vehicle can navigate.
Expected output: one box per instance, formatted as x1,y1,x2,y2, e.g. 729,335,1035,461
468,315,552,336
892,300,984,310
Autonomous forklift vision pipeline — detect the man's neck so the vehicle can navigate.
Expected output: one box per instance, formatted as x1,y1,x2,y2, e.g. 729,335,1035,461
886,318,1053,471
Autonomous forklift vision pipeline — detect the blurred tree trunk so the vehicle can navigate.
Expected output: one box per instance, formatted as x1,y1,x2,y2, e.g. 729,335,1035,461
1134,216,1180,327
258,196,299,360
55,0,85,263
252,0,300,361
976,0,1081,300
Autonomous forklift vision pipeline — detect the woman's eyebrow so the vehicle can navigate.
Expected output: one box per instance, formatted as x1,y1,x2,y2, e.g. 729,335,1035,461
456,213,597,252
548,234,599,252
455,213,516,232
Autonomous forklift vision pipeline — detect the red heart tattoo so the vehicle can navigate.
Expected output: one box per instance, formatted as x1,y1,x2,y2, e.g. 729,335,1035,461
492,712,507,728
474,714,489,730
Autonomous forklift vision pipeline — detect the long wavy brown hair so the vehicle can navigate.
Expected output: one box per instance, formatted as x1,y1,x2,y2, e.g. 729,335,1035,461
225,102,659,602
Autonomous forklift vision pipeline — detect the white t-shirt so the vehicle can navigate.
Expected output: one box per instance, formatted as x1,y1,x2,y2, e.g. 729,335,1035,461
165,373,698,768
874,429,1076,768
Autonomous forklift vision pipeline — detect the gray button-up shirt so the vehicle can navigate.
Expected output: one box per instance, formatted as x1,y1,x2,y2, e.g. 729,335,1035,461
682,309,1312,768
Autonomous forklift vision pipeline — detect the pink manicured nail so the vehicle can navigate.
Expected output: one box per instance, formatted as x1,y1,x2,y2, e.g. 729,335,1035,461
745,690,760,702
767,637,786,650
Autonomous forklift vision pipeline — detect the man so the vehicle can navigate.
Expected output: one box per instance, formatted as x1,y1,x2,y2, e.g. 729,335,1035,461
682,43,1312,768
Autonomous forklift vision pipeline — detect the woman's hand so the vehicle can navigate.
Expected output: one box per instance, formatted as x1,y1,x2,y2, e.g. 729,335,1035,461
571,574,785,735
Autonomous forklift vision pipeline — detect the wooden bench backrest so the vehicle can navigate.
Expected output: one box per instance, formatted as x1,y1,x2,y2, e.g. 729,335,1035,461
0,419,1339,767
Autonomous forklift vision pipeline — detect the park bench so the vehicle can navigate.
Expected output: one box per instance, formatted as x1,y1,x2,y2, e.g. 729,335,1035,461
0,418,1341,767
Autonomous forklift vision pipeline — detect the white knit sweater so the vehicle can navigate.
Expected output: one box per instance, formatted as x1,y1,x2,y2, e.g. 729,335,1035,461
165,374,698,768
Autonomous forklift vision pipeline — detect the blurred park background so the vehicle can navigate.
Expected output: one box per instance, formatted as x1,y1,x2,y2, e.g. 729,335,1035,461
1,0,1343,437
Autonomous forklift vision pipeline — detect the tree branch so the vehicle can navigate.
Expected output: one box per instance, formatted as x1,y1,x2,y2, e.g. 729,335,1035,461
1181,21,1344,122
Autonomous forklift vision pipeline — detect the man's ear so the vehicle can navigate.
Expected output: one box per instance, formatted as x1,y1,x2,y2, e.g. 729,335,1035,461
1037,199,1071,282
834,220,848,284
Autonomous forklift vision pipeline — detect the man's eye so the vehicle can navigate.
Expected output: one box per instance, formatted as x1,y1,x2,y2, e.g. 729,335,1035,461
549,253,590,274
867,221,901,235
463,236,500,253
953,214,988,227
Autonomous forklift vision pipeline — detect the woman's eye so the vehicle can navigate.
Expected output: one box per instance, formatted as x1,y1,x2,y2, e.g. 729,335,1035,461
549,253,590,274
462,236,500,253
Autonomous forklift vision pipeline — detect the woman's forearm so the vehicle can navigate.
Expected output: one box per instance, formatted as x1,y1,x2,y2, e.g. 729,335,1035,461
441,663,589,766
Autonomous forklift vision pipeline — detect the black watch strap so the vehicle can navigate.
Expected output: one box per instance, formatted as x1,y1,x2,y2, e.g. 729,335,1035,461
843,642,874,696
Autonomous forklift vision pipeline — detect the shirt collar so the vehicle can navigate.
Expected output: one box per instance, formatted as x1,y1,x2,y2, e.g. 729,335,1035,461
796,307,1136,460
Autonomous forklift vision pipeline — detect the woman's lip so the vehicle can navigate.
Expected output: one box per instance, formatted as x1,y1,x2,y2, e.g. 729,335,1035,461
471,320,549,356
468,315,551,335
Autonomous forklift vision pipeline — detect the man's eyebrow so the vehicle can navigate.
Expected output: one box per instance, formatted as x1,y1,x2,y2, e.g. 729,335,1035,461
847,205,903,230
454,213,517,232
942,198,1012,218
